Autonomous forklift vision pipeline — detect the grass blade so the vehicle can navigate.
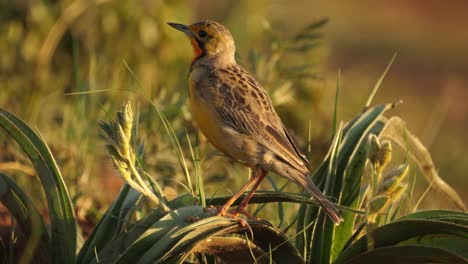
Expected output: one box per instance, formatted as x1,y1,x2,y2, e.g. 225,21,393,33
331,69,340,138
364,53,397,110
186,131,205,206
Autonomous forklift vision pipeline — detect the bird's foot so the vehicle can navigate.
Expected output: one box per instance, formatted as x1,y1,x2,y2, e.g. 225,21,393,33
215,206,255,239
215,204,259,220
227,208,260,221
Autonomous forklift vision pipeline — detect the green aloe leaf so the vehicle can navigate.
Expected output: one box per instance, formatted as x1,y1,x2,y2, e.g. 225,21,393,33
0,107,76,263
334,219,468,263
89,209,167,264
246,220,304,264
77,184,142,264
115,185,143,231
298,104,392,264
113,206,213,263
296,158,328,256
100,205,303,263
334,104,393,198
144,216,242,264
0,173,51,264
332,120,386,260
310,124,343,264
141,216,303,264
343,245,467,264
396,210,468,226
340,120,385,206
88,196,198,263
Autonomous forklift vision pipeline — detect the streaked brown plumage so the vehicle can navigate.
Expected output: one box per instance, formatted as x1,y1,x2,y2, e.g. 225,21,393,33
168,20,342,224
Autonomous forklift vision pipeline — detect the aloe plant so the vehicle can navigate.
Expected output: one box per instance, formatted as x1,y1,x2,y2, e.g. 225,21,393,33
0,108,76,264
1,98,466,263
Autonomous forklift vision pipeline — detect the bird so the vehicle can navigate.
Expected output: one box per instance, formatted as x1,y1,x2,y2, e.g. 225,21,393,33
168,20,343,224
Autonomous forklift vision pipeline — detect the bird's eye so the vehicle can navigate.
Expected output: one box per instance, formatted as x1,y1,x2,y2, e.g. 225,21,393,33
198,30,208,38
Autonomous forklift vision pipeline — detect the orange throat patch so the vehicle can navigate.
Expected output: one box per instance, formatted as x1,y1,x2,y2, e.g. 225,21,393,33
190,38,203,61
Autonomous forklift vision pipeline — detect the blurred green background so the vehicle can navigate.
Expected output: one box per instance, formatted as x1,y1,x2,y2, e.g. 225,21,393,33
1,0,466,231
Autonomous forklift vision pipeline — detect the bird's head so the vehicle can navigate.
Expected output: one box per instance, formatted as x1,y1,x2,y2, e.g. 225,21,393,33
168,20,236,64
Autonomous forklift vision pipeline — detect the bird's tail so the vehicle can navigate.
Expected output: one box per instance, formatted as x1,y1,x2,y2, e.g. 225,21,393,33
305,180,343,225
304,179,343,225
271,161,343,224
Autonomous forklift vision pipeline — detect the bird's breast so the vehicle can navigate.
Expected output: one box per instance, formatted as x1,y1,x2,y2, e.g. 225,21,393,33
188,70,230,155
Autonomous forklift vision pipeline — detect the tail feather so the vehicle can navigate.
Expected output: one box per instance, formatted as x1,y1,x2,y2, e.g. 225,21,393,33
271,160,343,224
304,180,343,225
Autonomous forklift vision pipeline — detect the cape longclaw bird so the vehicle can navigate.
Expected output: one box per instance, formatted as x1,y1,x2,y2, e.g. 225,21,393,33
168,20,343,224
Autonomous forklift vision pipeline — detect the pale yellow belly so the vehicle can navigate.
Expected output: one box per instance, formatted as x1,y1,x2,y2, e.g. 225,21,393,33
189,82,230,155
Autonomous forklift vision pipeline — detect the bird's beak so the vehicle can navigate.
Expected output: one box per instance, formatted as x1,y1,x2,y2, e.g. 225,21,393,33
167,22,191,35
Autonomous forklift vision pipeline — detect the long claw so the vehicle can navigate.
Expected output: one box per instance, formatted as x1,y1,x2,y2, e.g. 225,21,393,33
216,204,230,216
228,208,260,220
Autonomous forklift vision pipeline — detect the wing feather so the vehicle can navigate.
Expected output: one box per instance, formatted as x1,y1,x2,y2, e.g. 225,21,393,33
214,65,309,172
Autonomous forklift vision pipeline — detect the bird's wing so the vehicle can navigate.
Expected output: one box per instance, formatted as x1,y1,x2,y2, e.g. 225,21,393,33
214,65,310,171
282,124,311,169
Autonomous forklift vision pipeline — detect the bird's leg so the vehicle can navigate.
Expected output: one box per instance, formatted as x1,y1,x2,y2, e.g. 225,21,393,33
230,169,268,218
217,170,259,216
216,169,267,241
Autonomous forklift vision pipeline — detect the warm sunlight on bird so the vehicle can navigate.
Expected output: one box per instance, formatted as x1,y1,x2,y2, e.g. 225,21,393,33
168,20,343,224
